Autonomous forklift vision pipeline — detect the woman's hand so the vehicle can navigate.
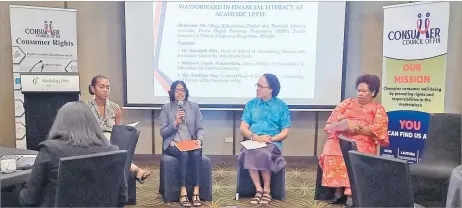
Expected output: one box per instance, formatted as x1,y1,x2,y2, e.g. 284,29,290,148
254,135,272,143
346,120,360,134
175,110,185,126
194,140,202,146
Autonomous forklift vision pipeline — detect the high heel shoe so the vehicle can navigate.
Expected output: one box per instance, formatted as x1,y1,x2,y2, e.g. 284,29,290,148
328,195,347,204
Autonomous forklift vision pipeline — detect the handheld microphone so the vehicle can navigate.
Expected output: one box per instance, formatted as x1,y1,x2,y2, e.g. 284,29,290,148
178,101,185,123
28,60,43,72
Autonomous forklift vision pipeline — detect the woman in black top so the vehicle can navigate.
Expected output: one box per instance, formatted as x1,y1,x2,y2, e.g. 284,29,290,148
19,101,127,207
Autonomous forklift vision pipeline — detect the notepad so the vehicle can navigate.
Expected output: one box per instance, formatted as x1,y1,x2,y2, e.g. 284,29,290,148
174,140,202,152
126,121,140,127
1,155,36,170
240,140,267,150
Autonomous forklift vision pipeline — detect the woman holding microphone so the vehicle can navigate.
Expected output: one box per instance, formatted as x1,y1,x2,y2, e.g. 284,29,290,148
159,80,204,207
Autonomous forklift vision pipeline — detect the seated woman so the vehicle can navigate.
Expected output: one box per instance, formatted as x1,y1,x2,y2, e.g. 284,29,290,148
19,101,126,207
86,75,151,183
319,74,389,208
239,74,291,205
159,80,204,207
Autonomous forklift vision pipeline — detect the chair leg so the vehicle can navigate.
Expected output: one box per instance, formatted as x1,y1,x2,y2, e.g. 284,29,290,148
235,193,239,200
159,160,164,195
235,163,241,201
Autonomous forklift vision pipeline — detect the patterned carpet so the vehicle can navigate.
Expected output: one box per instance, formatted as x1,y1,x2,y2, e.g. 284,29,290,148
127,156,337,208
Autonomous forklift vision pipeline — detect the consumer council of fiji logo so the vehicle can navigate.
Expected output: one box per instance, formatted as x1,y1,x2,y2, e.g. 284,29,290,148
387,12,441,46
24,20,60,38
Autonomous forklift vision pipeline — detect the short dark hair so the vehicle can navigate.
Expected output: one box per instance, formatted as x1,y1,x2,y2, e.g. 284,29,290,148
88,75,108,95
168,80,189,102
263,73,281,97
356,74,381,98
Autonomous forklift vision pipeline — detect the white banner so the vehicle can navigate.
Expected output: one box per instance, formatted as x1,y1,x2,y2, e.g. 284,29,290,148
9,5,78,149
380,2,449,162
20,73,80,92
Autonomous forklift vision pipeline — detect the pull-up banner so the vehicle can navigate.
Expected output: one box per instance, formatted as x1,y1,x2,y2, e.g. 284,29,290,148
380,1,449,163
9,5,78,149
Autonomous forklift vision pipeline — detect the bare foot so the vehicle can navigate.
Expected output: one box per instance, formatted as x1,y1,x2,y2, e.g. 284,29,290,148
135,168,151,182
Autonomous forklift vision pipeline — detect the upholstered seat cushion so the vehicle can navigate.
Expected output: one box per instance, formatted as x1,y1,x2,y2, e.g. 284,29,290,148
159,154,213,202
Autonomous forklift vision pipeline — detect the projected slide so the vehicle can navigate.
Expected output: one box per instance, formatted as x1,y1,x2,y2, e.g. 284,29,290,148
125,2,346,108
153,2,318,100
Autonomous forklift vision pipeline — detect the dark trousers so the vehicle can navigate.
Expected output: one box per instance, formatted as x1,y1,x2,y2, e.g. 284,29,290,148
165,145,202,187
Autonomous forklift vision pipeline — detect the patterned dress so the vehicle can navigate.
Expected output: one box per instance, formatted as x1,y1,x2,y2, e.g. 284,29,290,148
319,98,389,195
86,99,120,133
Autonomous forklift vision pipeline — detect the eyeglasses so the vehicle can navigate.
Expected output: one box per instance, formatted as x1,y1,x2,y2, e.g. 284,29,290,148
255,84,270,89
175,89,185,93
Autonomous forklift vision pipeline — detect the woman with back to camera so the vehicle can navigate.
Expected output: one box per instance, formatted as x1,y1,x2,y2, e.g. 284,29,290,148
319,74,390,208
86,75,151,183
19,101,127,207
159,80,204,207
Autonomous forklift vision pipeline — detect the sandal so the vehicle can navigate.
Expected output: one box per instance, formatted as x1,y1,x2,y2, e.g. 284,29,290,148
259,191,272,204
250,191,263,204
192,194,202,207
133,168,151,184
179,195,192,207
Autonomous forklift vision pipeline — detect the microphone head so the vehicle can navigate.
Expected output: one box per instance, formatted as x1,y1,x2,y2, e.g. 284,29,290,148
38,60,42,63
178,101,184,107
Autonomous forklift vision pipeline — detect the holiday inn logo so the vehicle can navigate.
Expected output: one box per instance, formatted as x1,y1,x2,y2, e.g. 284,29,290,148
32,76,70,85
32,76,40,84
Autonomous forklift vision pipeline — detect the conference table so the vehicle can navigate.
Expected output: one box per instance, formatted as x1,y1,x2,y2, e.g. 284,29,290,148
0,147,37,189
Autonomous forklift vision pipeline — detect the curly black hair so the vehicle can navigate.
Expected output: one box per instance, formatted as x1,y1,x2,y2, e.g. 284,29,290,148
356,74,381,98
168,80,189,102
263,73,281,97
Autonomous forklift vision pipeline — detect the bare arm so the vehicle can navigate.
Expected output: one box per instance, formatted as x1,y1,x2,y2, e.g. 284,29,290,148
271,128,290,142
240,120,253,139
115,107,122,125
240,101,254,139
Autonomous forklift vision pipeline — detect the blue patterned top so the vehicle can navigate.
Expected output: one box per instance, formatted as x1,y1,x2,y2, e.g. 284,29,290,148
241,97,292,150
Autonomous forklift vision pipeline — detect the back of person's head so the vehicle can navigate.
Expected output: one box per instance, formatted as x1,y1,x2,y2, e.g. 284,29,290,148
48,101,109,147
